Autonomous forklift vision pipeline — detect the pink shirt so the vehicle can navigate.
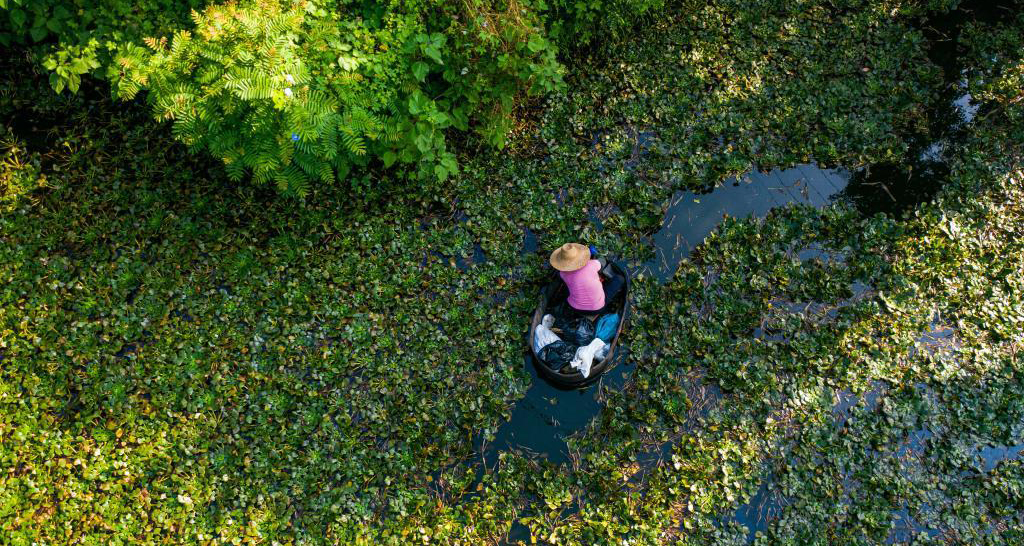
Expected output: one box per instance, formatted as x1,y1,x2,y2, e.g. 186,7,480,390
560,260,604,311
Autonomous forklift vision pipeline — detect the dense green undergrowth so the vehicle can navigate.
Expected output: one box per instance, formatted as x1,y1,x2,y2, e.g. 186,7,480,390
3,1,1024,544
1,0,657,194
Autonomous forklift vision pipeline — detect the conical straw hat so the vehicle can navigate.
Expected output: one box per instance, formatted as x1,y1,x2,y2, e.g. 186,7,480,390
549,243,590,272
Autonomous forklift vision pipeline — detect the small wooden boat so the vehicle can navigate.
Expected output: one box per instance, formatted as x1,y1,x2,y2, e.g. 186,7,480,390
528,261,631,388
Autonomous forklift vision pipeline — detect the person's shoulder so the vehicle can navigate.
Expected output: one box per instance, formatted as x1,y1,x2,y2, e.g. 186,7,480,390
588,259,601,269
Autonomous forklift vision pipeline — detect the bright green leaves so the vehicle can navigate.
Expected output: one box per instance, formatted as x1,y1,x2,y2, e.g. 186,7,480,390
99,0,563,195
335,42,366,71
401,89,456,176
41,40,100,93
527,33,547,53
416,32,446,65
407,90,430,116
411,61,429,82
414,131,433,153
1,0,566,195
114,2,379,197
435,154,459,181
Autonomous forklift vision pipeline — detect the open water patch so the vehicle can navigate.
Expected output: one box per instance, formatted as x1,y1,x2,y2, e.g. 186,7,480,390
486,349,632,464
644,163,850,283
730,475,788,543
454,242,487,271
980,442,1024,472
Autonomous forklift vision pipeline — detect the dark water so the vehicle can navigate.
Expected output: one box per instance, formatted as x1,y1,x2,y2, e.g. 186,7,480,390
487,350,632,464
732,476,785,540
645,164,850,283
491,5,1014,537
492,126,967,539
981,443,1024,472
489,163,852,464
840,0,1021,219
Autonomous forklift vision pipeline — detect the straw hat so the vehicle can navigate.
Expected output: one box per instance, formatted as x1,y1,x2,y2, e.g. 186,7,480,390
549,243,590,272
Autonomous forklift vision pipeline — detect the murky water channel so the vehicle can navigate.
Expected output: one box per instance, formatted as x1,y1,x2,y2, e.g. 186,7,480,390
644,164,850,283
489,4,1014,540
492,154,1023,541
488,163,852,464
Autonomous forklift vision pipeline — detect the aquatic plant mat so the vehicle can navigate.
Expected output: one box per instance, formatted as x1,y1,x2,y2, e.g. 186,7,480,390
3,1,1024,544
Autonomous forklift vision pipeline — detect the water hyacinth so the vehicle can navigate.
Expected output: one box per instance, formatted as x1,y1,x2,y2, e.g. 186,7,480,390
2,1,1024,545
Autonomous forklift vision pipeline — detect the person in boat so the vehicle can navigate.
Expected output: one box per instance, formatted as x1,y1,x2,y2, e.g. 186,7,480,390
549,243,624,316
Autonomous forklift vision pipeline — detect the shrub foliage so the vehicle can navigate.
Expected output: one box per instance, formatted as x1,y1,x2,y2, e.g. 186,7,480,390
112,0,563,195
1,0,565,195
0,0,206,92
0,0,678,195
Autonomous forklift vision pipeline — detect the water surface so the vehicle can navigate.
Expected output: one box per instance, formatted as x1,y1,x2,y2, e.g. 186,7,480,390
490,164,852,464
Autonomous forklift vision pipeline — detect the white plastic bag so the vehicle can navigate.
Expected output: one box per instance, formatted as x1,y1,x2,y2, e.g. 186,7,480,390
533,314,561,354
571,338,606,378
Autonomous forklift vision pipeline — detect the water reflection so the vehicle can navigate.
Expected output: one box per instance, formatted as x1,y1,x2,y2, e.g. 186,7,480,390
645,164,850,283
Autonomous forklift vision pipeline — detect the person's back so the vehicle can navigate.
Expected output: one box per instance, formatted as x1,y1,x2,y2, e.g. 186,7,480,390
560,259,604,311
550,242,624,314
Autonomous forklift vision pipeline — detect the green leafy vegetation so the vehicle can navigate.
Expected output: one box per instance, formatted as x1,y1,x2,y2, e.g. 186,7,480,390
112,0,562,195
545,0,667,46
3,0,564,194
2,0,1024,544
0,0,207,91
